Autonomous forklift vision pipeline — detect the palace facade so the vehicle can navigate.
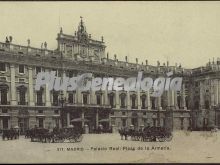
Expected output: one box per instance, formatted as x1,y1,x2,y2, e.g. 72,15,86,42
0,18,220,133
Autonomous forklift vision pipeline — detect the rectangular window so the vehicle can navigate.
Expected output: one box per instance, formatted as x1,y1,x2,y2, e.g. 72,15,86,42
97,95,101,105
0,63,6,72
83,94,88,104
3,118,8,129
1,89,8,105
36,91,43,105
2,109,8,113
19,65,25,73
54,110,59,114
38,110,43,113
53,92,59,106
68,93,74,104
19,90,26,105
109,95,114,107
141,97,146,109
36,67,41,74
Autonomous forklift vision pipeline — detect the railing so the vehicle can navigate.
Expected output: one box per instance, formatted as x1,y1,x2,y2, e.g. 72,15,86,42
131,106,138,109
35,102,45,106
0,42,57,58
0,101,10,105
52,102,59,106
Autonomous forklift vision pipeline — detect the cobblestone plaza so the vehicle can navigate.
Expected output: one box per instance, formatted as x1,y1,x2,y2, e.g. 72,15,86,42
0,132,219,163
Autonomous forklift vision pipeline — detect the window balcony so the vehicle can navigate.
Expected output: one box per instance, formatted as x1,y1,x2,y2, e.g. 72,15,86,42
18,102,28,105
131,106,138,109
52,102,59,106
35,102,45,106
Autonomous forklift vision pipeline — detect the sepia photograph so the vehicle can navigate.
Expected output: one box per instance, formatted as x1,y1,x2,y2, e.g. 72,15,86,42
0,1,220,163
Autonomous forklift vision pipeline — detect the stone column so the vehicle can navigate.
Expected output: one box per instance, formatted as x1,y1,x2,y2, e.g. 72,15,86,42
76,89,81,104
200,81,205,109
96,110,99,129
104,90,108,105
181,83,186,109
126,91,130,109
174,91,178,109
28,66,34,106
81,111,85,128
166,91,170,107
115,91,120,109
170,90,175,107
62,70,67,99
147,91,151,110
137,91,141,110
8,118,11,129
10,64,17,105
218,80,220,104
211,80,215,106
214,79,219,105
45,84,51,106
67,112,70,127
90,89,95,105
157,96,162,110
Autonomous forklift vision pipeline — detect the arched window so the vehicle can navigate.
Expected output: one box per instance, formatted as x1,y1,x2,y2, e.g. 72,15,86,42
68,92,74,104
17,85,27,105
36,88,44,106
83,94,88,104
96,94,101,105
52,91,59,106
151,97,156,109
131,94,136,109
120,93,126,108
141,95,146,109
109,93,114,108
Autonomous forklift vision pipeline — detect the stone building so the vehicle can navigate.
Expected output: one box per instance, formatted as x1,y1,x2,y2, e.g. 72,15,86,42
0,18,219,133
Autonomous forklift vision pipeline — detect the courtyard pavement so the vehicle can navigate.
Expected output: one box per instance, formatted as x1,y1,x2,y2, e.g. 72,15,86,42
0,131,220,163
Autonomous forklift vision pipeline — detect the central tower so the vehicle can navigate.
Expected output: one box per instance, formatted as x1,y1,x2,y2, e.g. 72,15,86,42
56,17,106,62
